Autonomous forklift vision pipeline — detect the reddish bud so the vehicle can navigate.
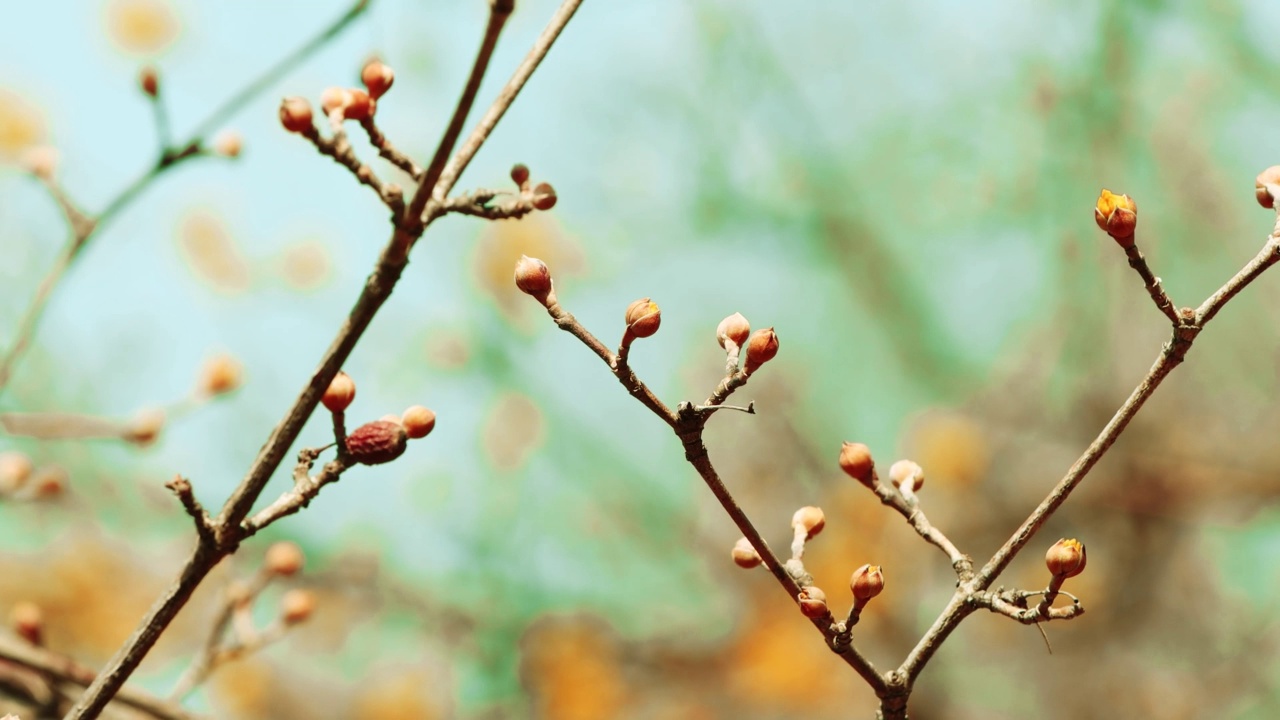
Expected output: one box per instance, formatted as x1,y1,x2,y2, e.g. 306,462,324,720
279,97,314,134
514,255,553,303
280,589,316,625
791,506,825,539
10,602,42,645
343,89,375,121
850,564,885,605
888,460,924,493
731,537,762,569
320,87,352,116
401,405,436,439
532,182,557,211
1094,189,1137,246
797,585,828,618
360,59,395,100
265,541,305,577
510,163,530,187
322,372,356,413
624,298,661,339
198,353,242,397
1256,166,1280,209
1045,538,1087,579
31,466,66,499
345,420,408,465
839,442,875,488
716,312,751,349
125,407,165,447
139,65,159,98
743,327,779,374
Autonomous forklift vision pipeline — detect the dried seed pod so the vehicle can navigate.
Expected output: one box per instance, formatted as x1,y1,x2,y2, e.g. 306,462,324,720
344,420,408,465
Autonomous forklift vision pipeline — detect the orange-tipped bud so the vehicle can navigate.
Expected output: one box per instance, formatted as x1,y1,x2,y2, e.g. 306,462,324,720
888,460,924,493
139,65,159,97
743,328,779,374
345,420,408,465
514,255,553,303
31,466,66,499
1256,166,1280,209
265,541,305,577
791,506,825,539
731,537,762,569
280,589,316,625
839,442,875,488
850,564,885,605
322,372,356,413
1094,189,1137,246
9,601,42,645
213,131,242,158
320,87,353,116
1045,538,1087,579
360,59,395,100
401,405,436,439
510,163,530,187
279,97,314,134
797,585,828,618
125,408,165,447
0,452,33,494
624,298,661,339
198,353,242,397
343,89,375,121
20,146,59,180
716,312,751,349
532,182,557,211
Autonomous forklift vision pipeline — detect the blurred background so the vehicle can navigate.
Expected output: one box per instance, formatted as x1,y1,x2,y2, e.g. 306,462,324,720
3,0,1280,718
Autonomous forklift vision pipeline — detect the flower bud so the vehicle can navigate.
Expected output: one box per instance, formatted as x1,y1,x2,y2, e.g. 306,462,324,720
1045,538,1087,579
0,452,33,494
1256,166,1280,209
264,541,305,577
213,130,242,158
139,65,159,98
125,407,165,447
345,420,408,465
198,352,242,397
401,405,436,439
1094,189,1137,246
322,372,356,413
797,585,828,618
360,59,395,100
343,89,375,121
791,506,825,539
850,564,885,605
32,466,66,499
280,589,316,625
624,298,661,339
9,601,42,645
743,327,779,374
839,442,875,488
888,460,924,493
510,163,530,187
20,145,59,180
514,255,553,303
731,537,762,569
532,182,557,211
225,580,253,608
320,87,352,116
716,312,751,349
279,97,314,134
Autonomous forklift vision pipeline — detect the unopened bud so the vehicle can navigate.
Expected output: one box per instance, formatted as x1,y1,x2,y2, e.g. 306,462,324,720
213,130,242,158
1256,166,1280,209
1094,189,1137,246
888,460,924,493
791,506,825,539
0,452,33,494
31,466,66,499
514,255,553,303
743,327,779,374
20,145,59,180
360,59,395,100
532,182,557,211
279,97,314,134
624,298,661,339
280,589,316,625
716,312,751,349
139,65,159,98
343,89,375,121
401,405,436,439
839,442,875,488
850,564,885,605
320,87,353,116
344,420,408,465
731,537,762,569
125,407,165,447
797,585,828,618
198,353,242,397
10,601,42,645
322,372,356,413
265,541,305,577
510,163,530,187
1045,538,1087,579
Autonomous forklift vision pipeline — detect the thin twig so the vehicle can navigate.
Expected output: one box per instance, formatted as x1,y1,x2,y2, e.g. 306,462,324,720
1123,242,1180,325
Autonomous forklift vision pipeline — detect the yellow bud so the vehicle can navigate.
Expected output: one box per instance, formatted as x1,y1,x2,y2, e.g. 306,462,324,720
1094,189,1137,246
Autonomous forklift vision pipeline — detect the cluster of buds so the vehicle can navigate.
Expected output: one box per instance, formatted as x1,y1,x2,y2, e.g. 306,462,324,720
1094,189,1137,246
1045,538,1086,580
714,312,778,376
279,59,396,135
322,372,436,465
510,163,557,211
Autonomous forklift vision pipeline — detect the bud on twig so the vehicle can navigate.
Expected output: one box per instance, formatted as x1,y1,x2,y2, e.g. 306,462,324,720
264,541,305,577
798,585,828,618
279,97,314,134
0,451,33,494
401,405,436,439
360,59,395,100
1045,538,1087,579
320,87,353,116
280,589,316,625
743,328,779,374
510,163,530,188
1255,166,1280,209
139,65,159,98
532,182,557,211
198,353,242,397
791,506,825,540
20,146,59,180
345,420,408,465
9,601,43,645
888,460,924,493
125,407,165,447
850,564,885,607
322,372,356,413
1094,189,1137,246
624,298,661,340
343,89,375,121
514,255,553,305
839,442,875,488
731,537,762,569
716,312,751,350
